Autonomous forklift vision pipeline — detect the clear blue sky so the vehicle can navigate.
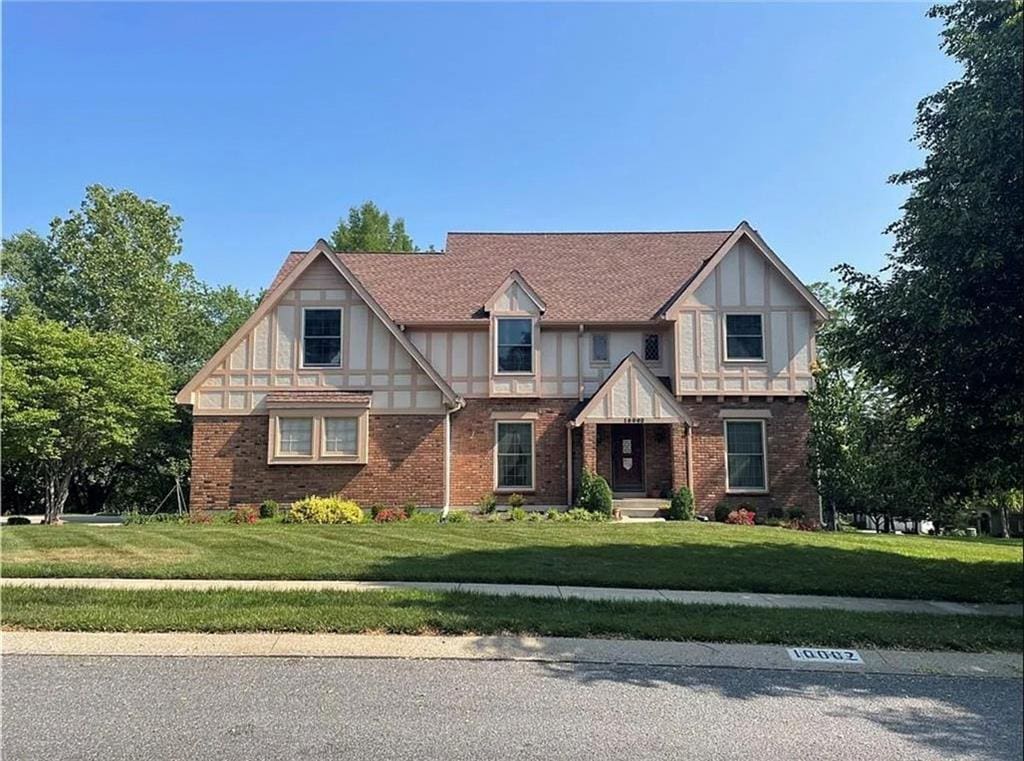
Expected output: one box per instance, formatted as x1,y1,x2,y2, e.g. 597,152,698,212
3,1,957,294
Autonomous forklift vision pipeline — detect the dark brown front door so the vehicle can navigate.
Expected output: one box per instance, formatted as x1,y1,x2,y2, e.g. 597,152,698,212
611,425,644,492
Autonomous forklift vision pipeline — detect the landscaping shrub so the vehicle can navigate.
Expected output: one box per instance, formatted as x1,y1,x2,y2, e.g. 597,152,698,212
477,493,497,515
369,504,387,519
287,496,364,525
259,500,280,520
445,510,470,523
373,507,407,523
545,508,562,521
507,493,525,510
186,510,212,525
566,507,608,522
526,512,542,522
577,469,613,516
785,507,807,522
714,503,732,523
123,511,181,525
229,506,259,525
5,516,31,526
509,507,527,522
403,500,418,518
667,487,695,521
726,508,756,526
409,512,440,524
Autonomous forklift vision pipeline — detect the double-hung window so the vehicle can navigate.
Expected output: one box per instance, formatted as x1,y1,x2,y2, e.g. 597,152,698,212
323,417,358,456
277,418,313,456
495,421,534,490
724,314,764,361
591,333,610,364
724,420,767,492
303,309,342,367
496,318,533,373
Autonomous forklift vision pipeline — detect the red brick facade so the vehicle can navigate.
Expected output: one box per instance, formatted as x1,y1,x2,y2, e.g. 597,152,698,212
190,398,817,520
190,414,445,510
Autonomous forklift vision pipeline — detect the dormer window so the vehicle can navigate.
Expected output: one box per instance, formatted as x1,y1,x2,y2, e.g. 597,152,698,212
496,317,533,373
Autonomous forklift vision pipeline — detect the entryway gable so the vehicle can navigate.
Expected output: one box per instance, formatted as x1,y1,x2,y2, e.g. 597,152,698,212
570,353,691,425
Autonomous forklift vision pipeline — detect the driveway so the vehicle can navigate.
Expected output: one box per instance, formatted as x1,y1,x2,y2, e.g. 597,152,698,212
2,655,1020,760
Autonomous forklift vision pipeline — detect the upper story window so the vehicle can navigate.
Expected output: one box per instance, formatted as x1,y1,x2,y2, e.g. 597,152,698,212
643,333,660,363
725,420,767,492
302,308,342,367
724,314,764,361
591,333,610,364
496,317,533,373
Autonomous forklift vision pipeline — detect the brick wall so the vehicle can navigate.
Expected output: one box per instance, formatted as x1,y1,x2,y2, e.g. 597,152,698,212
190,414,444,510
683,398,819,521
450,399,578,507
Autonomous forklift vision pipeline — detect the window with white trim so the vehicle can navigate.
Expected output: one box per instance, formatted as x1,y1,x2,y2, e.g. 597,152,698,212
496,421,534,490
643,333,660,362
278,418,313,456
725,420,767,491
591,333,609,364
724,314,764,361
303,309,342,367
323,417,358,456
496,318,533,373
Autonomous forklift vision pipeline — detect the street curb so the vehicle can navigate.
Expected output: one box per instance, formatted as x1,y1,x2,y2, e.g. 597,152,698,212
2,631,1021,679
3,577,1021,618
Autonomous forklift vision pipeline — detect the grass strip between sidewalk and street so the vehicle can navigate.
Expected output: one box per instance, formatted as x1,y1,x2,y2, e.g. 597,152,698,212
2,586,1021,653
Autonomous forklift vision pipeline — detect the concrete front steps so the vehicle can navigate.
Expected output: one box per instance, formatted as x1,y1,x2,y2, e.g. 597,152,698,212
613,498,668,520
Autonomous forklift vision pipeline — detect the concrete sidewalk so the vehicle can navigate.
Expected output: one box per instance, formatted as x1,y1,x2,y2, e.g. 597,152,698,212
3,630,1021,679
4,576,1021,617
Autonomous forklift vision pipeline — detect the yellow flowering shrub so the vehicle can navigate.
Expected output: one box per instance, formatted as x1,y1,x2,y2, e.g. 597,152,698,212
287,495,364,524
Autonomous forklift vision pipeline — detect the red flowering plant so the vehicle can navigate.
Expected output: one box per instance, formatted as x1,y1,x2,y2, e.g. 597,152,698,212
229,506,259,524
726,508,756,525
373,507,408,523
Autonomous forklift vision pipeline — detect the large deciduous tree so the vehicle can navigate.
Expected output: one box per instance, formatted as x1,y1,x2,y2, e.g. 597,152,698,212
835,1,1023,500
330,201,416,252
1,316,174,523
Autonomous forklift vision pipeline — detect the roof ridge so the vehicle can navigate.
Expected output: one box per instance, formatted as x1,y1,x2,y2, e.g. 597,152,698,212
447,230,734,236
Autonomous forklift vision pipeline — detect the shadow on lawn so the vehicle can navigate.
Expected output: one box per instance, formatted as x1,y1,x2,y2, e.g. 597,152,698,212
359,539,1022,603
524,660,1023,761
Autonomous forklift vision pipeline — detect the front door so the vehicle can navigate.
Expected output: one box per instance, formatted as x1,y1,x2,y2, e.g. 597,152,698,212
611,425,644,492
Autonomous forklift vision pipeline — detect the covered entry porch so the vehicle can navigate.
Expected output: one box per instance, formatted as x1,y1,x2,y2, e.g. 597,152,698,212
566,353,692,503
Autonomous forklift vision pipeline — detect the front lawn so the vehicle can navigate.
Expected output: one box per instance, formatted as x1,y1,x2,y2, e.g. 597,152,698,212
2,521,1020,603
3,586,1020,652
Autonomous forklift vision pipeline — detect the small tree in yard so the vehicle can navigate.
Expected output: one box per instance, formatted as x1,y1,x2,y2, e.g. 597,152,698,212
1,316,173,523
667,487,695,521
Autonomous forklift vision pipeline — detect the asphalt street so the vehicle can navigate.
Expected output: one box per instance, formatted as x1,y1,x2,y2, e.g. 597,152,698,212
2,655,1021,761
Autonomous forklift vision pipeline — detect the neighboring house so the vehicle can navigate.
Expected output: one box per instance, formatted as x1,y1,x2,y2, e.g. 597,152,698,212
177,221,829,519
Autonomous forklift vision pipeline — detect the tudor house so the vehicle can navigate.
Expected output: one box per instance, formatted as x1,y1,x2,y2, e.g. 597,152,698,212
177,222,829,519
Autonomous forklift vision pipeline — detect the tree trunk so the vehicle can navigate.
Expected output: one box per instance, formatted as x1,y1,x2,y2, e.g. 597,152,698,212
43,469,72,524
998,506,1010,539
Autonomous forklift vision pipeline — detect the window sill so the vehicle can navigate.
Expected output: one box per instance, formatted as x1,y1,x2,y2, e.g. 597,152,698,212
300,364,343,370
494,371,535,377
725,488,769,495
722,358,767,364
494,487,535,494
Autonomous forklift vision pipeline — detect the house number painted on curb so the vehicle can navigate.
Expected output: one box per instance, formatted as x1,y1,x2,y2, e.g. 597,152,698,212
786,647,863,664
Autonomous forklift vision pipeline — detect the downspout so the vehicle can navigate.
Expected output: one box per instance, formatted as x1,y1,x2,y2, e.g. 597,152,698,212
441,398,466,520
686,422,694,493
566,424,574,508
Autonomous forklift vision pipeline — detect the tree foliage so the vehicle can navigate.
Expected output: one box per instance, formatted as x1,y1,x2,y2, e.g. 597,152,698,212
330,201,416,252
1,316,174,522
1,185,258,514
835,1,1023,500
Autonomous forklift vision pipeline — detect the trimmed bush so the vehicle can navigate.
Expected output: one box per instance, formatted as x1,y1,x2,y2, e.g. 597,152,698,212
373,507,407,523
259,500,280,520
477,493,497,515
5,516,31,526
509,507,527,522
726,508,756,526
577,469,613,517
667,487,695,521
287,496,364,525
229,506,259,524
507,493,525,510
714,503,732,523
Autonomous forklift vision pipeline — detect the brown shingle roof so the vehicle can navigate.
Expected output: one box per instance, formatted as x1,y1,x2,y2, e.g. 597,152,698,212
335,231,732,323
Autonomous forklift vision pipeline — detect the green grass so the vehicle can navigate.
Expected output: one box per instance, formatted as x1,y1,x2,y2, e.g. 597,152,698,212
2,521,1021,603
2,586,1020,652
